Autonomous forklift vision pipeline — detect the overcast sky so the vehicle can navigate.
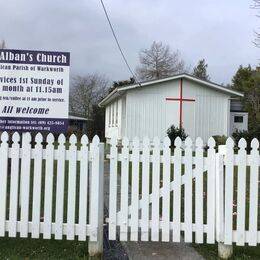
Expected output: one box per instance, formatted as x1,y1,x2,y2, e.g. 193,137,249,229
0,0,259,85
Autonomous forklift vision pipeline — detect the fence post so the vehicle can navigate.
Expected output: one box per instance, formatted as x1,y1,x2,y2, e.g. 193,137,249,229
88,141,104,258
216,145,233,259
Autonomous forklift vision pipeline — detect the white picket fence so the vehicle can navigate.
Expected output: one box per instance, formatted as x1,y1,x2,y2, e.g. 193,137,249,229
108,136,260,246
0,131,259,252
0,131,104,244
217,138,260,246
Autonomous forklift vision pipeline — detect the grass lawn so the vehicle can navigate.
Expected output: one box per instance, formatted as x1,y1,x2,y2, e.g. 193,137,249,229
0,237,89,260
193,243,260,260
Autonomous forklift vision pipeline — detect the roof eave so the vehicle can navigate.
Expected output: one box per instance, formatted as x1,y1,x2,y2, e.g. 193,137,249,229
183,74,244,97
98,88,118,107
118,74,244,97
99,73,244,106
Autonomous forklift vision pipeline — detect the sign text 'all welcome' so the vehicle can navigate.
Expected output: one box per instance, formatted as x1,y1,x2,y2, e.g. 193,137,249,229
0,49,70,132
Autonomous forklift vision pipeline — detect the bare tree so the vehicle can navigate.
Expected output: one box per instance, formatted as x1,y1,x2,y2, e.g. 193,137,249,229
69,74,109,118
0,40,6,49
252,0,260,47
136,41,186,80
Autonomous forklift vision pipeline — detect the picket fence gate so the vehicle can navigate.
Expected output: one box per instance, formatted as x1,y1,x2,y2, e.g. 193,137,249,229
108,136,260,246
0,131,104,246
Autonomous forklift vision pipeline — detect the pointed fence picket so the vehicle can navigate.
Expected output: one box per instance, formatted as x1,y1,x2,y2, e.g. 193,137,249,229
172,137,182,242
224,138,234,245
236,138,247,246
9,133,20,237
248,139,259,246
20,132,32,238
162,137,171,242
108,135,260,246
43,134,55,239
131,137,140,241
120,137,130,241
0,132,8,236
78,135,89,241
206,137,216,243
151,137,161,241
108,137,118,240
0,131,104,248
141,137,150,241
195,137,204,244
184,137,193,243
67,134,77,240
54,134,66,240
32,133,43,238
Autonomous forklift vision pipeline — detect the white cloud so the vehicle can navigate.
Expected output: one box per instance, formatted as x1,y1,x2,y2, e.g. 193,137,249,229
0,0,258,84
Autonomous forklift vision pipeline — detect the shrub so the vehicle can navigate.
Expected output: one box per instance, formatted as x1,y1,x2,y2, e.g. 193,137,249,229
232,130,253,146
212,135,227,146
166,125,187,147
251,125,260,140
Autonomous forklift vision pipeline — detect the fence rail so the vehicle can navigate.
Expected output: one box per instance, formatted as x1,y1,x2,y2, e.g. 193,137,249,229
0,131,104,246
108,136,260,246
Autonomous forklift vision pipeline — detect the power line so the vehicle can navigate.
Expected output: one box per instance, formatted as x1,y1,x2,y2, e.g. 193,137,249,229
99,0,141,86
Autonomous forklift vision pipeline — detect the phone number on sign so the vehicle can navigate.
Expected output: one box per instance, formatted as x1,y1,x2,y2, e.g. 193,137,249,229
46,120,65,126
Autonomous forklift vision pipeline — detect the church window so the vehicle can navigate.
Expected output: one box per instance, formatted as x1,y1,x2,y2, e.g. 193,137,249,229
234,116,243,123
115,101,118,126
112,103,114,126
108,105,111,127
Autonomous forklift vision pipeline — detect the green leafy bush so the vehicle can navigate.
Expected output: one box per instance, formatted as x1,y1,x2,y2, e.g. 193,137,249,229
166,125,187,147
232,129,260,152
212,135,227,146
232,130,253,146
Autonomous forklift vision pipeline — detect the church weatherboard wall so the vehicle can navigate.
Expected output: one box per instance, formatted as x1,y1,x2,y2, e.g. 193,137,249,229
99,74,245,142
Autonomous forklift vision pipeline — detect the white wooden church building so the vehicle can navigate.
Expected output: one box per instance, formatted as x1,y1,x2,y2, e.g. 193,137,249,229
99,74,246,142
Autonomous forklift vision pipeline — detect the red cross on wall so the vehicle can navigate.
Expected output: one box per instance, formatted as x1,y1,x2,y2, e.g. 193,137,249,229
166,79,195,129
